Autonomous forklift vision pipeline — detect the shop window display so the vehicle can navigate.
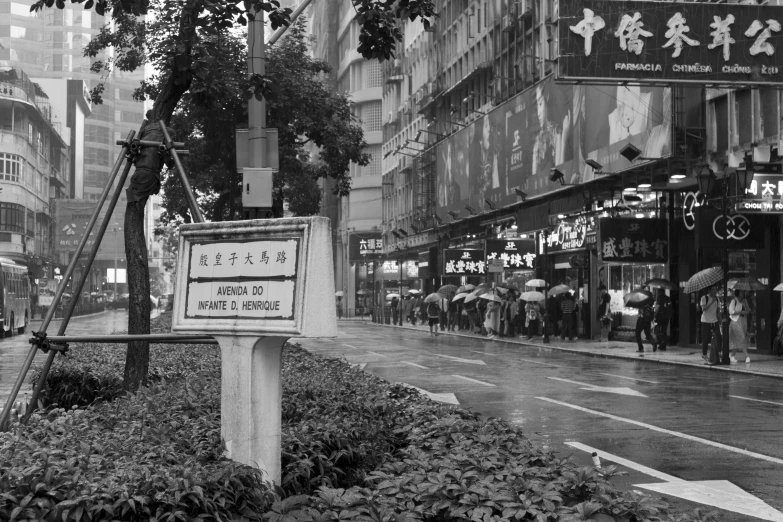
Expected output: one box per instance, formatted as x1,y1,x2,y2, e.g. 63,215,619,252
601,263,665,329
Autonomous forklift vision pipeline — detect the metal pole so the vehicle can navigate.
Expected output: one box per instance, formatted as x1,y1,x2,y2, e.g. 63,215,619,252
0,131,135,431
26,149,137,419
114,227,118,300
721,180,731,364
159,121,203,223
40,333,215,343
543,229,550,344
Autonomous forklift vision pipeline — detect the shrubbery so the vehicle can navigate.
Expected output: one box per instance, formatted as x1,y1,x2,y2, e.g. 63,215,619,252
1,313,713,521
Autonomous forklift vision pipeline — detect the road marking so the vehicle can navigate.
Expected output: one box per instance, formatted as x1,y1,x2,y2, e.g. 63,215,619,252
365,351,387,357
729,395,783,406
401,383,459,405
566,442,783,522
402,361,429,369
342,343,359,349
349,363,367,370
547,377,648,398
452,374,496,387
709,377,758,385
538,397,783,465
517,357,560,368
599,373,659,384
434,354,486,365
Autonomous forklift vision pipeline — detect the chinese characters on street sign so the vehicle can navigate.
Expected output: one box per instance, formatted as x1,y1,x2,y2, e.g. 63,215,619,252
444,249,485,275
359,238,383,255
485,239,537,270
542,218,597,253
598,218,668,263
185,239,298,320
736,172,783,213
559,0,783,85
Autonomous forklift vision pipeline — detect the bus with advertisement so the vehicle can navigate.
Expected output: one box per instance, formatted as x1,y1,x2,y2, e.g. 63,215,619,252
0,258,31,336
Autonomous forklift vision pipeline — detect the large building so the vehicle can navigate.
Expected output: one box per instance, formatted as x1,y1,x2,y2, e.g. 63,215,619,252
309,0,384,315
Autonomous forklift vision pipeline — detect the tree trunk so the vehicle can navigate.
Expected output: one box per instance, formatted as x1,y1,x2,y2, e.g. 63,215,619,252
123,199,151,390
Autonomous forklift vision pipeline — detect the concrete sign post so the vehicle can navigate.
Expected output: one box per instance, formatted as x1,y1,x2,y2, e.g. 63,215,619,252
172,217,337,483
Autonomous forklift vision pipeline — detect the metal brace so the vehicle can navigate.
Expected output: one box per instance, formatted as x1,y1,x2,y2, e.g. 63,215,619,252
115,139,190,162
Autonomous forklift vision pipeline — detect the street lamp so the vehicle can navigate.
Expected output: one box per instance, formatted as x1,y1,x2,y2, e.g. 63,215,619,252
695,159,755,365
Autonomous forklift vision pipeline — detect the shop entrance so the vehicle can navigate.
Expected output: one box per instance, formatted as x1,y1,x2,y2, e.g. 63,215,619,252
600,262,666,331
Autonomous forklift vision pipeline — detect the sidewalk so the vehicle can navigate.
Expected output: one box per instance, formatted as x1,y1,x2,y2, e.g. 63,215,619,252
372,320,783,379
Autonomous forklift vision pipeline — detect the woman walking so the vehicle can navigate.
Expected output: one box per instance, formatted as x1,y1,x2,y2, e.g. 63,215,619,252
729,289,752,364
484,300,501,338
523,300,541,340
427,299,441,337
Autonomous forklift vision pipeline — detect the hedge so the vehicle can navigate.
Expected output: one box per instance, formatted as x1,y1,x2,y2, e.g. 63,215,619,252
0,313,714,522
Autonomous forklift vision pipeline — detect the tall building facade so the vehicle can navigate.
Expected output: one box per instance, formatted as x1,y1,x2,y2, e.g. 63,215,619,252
310,0,383,314
1,0,146,290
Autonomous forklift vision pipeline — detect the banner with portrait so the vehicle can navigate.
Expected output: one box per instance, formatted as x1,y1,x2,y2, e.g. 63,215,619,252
435,76,671,217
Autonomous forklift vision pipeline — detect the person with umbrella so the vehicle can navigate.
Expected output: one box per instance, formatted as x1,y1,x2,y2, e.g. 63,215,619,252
597,284,612,342
653,287,672,351
391,296,400,325
699,286,721,361
484,296,501,338
425,294,442,336
560,291,577,341
634,288,656,353
729,289,752,364
524,298,542,340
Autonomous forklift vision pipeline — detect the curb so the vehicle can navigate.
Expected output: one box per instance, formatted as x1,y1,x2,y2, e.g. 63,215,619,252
370,322,783,380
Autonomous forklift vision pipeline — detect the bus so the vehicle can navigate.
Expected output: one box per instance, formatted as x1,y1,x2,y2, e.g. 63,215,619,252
0,258,31,336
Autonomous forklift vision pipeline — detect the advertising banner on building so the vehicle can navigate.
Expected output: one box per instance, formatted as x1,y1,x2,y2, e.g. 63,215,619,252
695,207,764,249
53,200,122,259
598,218,668,263
485,239,536,270
559,0,783,85
541,217,598,254
444,249,485,276
436,76,670,217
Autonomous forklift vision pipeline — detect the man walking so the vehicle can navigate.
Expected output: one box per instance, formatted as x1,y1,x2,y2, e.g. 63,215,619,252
560,292,577,341
653,288,672,351
391,296,400,325
700,286,721,361
635,300,655,353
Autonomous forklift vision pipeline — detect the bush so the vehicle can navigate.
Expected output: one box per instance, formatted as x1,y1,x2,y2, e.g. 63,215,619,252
2,312,711,522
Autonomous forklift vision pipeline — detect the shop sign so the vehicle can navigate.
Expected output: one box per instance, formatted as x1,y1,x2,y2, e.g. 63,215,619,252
406,262,419,278
382,260,400,275
695,207,763,248
599,218,668,262
485,239,536,269
559,0,783,85
543,218,597,253
444,249,485,275
350,233,383,258
735,173,783,213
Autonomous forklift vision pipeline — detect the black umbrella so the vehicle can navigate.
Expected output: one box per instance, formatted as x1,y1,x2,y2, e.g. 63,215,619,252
645,278,676,291
623,289,654,308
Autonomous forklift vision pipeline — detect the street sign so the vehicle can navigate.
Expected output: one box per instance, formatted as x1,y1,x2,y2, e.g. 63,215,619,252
735,200,783,214
487,259,505,273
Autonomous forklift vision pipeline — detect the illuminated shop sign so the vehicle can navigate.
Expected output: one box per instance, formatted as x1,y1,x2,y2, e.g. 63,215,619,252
444,249,485,275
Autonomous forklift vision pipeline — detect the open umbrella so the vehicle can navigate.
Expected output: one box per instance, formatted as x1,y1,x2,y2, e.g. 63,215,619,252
424,292,445,303
457,284,476,293
646,278,676,290
386,293,401,300
774,283,783,292
335,291,344,297
438,285,459,298
520,290,545,302
623,289,654,308
684,267,724,294
480,293,503,302
452,292,469,301
496,287,510,295
548,284,571,297
357,289,371,295
497,281,519,291
526,279,547,288
406,289,421,295
728,277,766,292
464,293,480,304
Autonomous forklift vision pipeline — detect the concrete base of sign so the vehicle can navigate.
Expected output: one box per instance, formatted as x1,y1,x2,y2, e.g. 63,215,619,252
215,335,288,483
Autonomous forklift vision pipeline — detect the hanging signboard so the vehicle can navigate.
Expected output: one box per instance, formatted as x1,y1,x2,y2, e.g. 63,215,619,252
485,239,537,269
559,0,783,85
444,249,486,275
542,217,597,253
735,172,783,213
598,218,668,262
350,234,383,258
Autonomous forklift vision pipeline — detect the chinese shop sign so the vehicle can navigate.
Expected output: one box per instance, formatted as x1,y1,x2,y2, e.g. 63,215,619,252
542,218,597,253
736,173,783,213
599,218,668,262
485,239,536,270
559,0,783,85
444,249,485,275
349,233,383,258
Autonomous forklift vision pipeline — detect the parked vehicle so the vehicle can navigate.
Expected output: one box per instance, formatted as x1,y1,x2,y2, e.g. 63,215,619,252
0,258,31,336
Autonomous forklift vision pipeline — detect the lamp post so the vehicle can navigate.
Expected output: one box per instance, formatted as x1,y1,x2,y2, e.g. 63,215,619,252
112,223,122,301
695,160,754,365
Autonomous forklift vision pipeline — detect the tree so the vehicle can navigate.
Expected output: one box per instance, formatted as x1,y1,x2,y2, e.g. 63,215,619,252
159,20,367,224
32,0,435,391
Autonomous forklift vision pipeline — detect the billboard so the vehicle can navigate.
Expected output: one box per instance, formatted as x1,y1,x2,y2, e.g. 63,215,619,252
435,76,670,217
53,200,123,259
485,239,536,270
559,0,783,85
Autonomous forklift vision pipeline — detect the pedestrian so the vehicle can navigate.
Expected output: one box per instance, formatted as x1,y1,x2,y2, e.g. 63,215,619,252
506,294,518,337
484,299,500,338
560,292,576,341
336,296,343,319
411,295,421,325
729,289,752,364
427,299,440,336
699,286,721,361
548,294,562,339
477,298,488,335
498,294,507,337
597,285,612,341
390,296,399,325
635,299,655,353
447,297,458,331
401,295,412,324
523,300,541,340
439,295,449,331
465,299,479,333
653,288,672,351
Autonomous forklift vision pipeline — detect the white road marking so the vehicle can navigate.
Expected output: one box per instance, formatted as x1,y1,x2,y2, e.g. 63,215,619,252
364,351,387,357
434,354,486,365
517,357,560,368
452,374,496,387
342,343,359,349
599,373,659,384
729,395,783,407
402,361,429,369
709,377,758,385
538,397,783,465
566,442,783,522
349,363,367,370
401,383,459,405
547,377,648,398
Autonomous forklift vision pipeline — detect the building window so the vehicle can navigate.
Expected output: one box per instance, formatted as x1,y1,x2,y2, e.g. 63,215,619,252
0,153,21,182
735,89,752,146
0,203,25,234
26,209,34,237
714,95,729,153
85,148,110,167
360,101,382,132
85,124,111,144
360,145,382,177
364,61,382,88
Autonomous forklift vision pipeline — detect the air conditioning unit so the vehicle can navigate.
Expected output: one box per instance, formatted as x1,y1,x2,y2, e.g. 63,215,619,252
501,15,515,33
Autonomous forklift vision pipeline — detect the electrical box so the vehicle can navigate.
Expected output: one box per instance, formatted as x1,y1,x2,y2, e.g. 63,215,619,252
235,128,279,172
242,167,274,208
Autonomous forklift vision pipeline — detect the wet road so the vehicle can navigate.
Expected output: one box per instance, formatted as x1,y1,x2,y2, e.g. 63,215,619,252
298,322,783,522
0,309,155,408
